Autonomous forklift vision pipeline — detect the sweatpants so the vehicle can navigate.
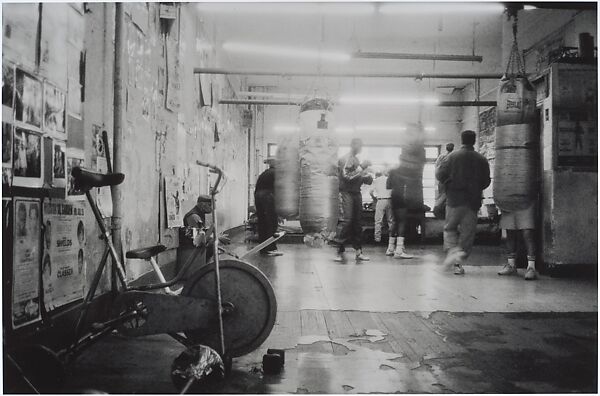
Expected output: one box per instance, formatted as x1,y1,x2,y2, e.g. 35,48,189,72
254,189,278,253
334,191,363,253
374,198,394,241
443,205,478,257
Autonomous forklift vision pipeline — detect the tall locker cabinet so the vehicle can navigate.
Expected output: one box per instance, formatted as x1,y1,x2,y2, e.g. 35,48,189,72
538,63,597,268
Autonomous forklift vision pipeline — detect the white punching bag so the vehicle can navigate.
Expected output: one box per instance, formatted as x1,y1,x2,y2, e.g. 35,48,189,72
298,98,339,247
494,28,538,213
275,132,300,218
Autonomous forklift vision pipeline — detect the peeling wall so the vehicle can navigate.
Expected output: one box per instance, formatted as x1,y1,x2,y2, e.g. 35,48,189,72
3,3,250,295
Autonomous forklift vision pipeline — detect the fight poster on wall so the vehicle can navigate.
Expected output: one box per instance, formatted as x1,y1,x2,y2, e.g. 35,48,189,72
66,148,86,200
43,82,67,138
13,126,43,188
14,68,43,129
42,200,86,310
165,176,183,228
12,198,42,329
3,122,13,185
52,140,67,188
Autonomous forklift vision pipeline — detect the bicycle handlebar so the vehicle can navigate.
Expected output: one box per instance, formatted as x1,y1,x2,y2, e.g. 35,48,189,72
196,160,224,195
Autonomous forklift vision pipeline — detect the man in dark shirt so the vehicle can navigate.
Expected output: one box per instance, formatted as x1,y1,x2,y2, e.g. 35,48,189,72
436,130,490,275
333,138,373,262
255,158,282,256
386,152,423,259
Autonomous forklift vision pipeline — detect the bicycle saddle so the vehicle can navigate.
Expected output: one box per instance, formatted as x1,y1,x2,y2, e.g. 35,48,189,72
71,167,125,191
126,244,167,260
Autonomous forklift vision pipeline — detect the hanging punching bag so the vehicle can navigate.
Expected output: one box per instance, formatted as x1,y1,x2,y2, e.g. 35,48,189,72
298,98,339,247
401,124,426,211
275,133,300,218
493,19,538,212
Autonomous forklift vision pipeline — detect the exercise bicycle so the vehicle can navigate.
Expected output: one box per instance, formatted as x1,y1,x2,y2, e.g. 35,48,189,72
6,161,279,393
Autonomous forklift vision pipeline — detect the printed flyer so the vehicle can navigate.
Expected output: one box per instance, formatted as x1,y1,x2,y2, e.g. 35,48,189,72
12,198,42,329
42,200,86,310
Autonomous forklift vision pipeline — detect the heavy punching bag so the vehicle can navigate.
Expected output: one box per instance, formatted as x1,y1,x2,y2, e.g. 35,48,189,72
275,133,300,218
297,98,339,247
493,18,538,212
401,124,426,211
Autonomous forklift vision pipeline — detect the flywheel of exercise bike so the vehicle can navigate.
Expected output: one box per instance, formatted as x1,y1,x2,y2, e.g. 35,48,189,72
182,259,277,357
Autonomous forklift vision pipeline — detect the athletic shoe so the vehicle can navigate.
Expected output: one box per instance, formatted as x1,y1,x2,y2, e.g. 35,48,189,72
355,251,370,261
453,263,465,275
498,264,517,276
394,249,414,259
524,268,537,280
334,253,346,262
385,246,395,256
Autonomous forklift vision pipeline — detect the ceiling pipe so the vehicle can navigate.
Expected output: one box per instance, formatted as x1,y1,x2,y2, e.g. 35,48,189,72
354,51,483,63
218,99,497,107
194,68,503,80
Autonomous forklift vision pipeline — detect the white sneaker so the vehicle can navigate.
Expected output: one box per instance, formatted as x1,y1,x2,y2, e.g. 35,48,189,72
453,263,465,275
355,250,370,261
498,264,517,276
394,249,414,259
385,246,395,256
524,267,537,280
334,252,346,262
386,237,396,256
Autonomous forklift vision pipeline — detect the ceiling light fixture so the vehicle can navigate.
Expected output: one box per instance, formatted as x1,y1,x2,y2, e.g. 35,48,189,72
378,2,505,15
424,126,437,132
223,42,351,62
196,3,375,15
523,5,538,10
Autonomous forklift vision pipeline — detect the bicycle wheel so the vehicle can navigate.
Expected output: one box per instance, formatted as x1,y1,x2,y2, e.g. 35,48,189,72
182,259,277,357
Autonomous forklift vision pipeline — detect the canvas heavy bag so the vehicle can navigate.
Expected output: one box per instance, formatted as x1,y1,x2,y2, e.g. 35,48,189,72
493,123,537,212
275,133,300,218
297,99,339,246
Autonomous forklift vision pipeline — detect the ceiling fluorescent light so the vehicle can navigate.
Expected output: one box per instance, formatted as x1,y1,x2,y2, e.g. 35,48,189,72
337,95,439,105
197,3,375,15
355,125,407,132
223,42,351,62
523,5,538,10
379,3,505,15
424,126,437,132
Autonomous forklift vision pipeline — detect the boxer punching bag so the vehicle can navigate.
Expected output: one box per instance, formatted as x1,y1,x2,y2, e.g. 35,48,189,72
298,98,339,247
494,18,538,212
275,133,300,218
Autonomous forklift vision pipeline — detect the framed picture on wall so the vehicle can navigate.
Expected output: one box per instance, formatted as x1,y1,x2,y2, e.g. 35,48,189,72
14,68,43,129
52,140,67,189
43,82,66,138
12,126,43,188
66,148,86,200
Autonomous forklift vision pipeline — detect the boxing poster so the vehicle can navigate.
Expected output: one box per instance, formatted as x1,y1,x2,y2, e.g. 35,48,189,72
165,176,183,228
3,122,13,186
43,82,67,138
66,148,86,200
13,127,43,188
14,68,43,129
42,200,86,310
52,140,67,189
12,198,42,329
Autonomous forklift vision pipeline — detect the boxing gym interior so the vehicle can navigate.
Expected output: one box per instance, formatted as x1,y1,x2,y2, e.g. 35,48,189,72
2,1,598,394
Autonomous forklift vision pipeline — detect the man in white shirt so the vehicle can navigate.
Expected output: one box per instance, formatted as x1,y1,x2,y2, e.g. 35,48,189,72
369,168,395,254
